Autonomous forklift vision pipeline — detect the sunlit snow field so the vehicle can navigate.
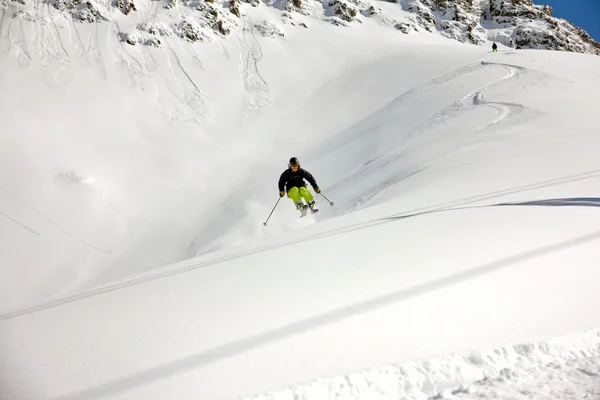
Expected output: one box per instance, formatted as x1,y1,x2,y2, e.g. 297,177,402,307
1,1,600,399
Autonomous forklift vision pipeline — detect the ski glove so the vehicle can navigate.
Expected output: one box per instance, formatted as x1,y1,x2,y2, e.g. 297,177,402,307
280,191,286,197
315,188,321,194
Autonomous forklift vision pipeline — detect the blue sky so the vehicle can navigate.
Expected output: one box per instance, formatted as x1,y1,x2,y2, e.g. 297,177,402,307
540,0,600,41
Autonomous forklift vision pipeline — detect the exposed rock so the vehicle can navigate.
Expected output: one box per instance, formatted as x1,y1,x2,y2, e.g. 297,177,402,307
485,0,600,54
26,0,600,55
282,0,314,16
405,0,436,32
114,0,136,15
216,19,231,35
229,0,240,17
73,0,109,22
513,19,600,54
145,37,162,47
254,20,285,37
395,21,415,33
400,0,600,55
327,0,358,23
323,16,350,26
50,0,82,11
137,21,173,37
361,5,378,16
175,18,210,41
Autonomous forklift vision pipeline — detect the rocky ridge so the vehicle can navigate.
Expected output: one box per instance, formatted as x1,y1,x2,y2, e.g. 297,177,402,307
1,0,598,55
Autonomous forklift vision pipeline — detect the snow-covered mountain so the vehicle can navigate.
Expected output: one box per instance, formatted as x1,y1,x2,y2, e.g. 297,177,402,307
405,0,600,55
3,0,599,55
1,0,600,398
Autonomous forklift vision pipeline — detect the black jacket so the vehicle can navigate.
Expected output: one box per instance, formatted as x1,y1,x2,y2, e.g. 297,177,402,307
278,167,319,192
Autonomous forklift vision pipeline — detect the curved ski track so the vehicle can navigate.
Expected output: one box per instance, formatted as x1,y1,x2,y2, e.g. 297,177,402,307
345,61,549,212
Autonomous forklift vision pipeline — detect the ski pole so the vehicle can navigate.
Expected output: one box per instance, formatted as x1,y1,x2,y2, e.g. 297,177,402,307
263,197,282,226
319,192,334,206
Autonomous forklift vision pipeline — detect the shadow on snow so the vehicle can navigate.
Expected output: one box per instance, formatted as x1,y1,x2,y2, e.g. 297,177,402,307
3,170,600,322
53,228,600,400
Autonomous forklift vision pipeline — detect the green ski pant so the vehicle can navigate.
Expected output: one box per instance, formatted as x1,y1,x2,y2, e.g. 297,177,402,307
287,186,314,203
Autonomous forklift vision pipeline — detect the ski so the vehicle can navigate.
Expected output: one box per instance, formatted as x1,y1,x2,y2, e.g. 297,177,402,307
300,204,309,217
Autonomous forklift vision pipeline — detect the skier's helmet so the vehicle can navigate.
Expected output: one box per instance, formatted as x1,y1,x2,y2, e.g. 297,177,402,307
288,157,300,169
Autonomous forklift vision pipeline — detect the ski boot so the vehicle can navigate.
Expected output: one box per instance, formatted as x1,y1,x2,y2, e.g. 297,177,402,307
308,200,319,214
296,201,309,217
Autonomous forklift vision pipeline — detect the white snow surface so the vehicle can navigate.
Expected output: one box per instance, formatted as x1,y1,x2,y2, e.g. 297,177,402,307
1,2,600,400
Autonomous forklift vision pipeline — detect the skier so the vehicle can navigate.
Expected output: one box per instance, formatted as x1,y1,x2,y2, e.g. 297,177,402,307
492,42,498,52
278,157,320,216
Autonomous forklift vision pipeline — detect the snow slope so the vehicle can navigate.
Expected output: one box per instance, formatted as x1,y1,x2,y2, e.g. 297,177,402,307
2,3,600,400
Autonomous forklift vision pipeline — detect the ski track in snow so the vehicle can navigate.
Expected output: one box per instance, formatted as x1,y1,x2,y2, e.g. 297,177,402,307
50,13,70,58
33,1,73,87
185,42,205,72
140,44,160,73
180,39,205,72
219,39,231,61
217,40,231,61
8,12,33,68
144,39,194,122
346,61,548,212
0,7,11,54
409,63,530,138
86,22,107,79
239,14,271,112
68,17,90,68
168,0,205,72
148,0,210,120
69,15,106,78
137,0,160,74
396,61,543,142
112,20,150,87
109,21,148,88
165,43,210,119
5,168,600,321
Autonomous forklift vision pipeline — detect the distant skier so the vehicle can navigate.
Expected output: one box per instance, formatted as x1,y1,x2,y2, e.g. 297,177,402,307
278,157,320,216
492,42,498,52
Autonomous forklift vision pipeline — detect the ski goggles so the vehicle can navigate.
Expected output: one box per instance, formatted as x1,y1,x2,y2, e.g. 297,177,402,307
290,165,299,170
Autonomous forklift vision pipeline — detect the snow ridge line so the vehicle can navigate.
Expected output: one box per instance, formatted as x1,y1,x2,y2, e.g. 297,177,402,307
16,237,600,400
243,329,600,400
2,169,600,321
